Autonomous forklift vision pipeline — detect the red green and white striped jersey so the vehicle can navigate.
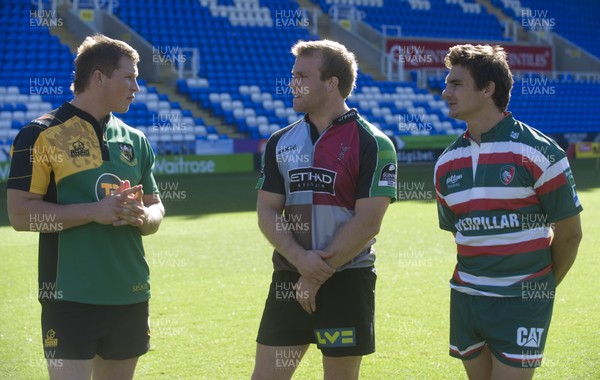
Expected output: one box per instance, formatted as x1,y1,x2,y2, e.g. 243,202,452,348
434,114,582,297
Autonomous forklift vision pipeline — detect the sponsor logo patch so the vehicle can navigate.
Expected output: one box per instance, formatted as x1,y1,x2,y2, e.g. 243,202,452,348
517,327,544,348
70,140,90,157
314,328,356,347
44,329,58,348
446,173,463,189
95,173,121,200
277,144,299,155
378,163,396,187
289,167,336,194
564,168,580,205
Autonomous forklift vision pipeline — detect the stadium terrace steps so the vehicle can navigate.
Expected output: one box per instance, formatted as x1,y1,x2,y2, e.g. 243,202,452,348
0,0,228,154
114,0,463,138
47,18,79,55
477,0,531,42
2,0,599,147
150,80,243,139
313,6,387,81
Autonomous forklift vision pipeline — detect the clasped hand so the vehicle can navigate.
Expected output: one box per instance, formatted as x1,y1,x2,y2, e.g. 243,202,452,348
96,180,146,227
294,250,335,314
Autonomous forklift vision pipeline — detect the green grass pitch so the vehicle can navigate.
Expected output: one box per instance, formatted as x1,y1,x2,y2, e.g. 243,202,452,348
0,160,599,379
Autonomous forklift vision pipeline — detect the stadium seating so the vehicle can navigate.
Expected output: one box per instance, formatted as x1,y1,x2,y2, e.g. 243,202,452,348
0,0,216,155
116,0,310,139
491,0,600,59
0,81,212,156
509,73,600,133
313,0,509,41
115,0,465,138
1,0,599,156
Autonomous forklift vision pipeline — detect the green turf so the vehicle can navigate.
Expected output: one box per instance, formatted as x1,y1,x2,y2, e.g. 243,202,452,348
0,160,599,379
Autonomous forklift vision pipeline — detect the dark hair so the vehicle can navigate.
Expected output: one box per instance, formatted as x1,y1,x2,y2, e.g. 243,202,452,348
71,34,139,95
445,44,513,111
291,39,358,99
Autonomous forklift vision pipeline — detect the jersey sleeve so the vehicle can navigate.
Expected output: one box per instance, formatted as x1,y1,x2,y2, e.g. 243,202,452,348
7,122,52,195
139,136,159,195
255,134,285,194
436,195,457,232
433,158,457,232
534,155,583,222
356,133,397,202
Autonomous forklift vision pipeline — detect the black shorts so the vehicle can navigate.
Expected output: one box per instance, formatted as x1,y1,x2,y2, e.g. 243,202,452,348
41,300,150,360
256,268,376,357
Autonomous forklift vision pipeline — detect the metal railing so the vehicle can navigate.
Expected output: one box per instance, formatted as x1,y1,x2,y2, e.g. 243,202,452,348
174,48,200,80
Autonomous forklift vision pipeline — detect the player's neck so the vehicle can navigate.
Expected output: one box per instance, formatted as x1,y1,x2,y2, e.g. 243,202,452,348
70,94,110,125
465,109,506,144
308,101,350,135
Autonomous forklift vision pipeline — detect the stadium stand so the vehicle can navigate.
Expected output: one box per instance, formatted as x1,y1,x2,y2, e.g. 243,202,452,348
491,0,600,59
115,0,316,139
509,73,600,133
0,0,599,158
115,0,467,138
0,0,213,156
314,0,509,41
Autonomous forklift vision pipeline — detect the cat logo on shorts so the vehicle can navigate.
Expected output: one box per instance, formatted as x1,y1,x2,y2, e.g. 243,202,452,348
44,329,58,348
314,328,356,347
516,327,544,348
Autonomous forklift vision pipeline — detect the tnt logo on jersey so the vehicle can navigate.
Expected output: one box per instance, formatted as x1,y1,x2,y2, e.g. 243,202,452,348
378,163,396,187
314,328,356,348
516,327,544,348
95,173,122,200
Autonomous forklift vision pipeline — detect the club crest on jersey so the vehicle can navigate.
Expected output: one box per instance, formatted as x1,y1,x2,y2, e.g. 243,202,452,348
500,165,515,185
118,142,137,165
337,143,351,161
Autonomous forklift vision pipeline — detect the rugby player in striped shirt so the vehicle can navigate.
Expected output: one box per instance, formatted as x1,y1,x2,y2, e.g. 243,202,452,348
435,44,582,380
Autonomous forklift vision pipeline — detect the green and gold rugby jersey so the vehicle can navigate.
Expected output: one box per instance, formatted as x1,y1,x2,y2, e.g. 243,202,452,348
7,102,158,305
